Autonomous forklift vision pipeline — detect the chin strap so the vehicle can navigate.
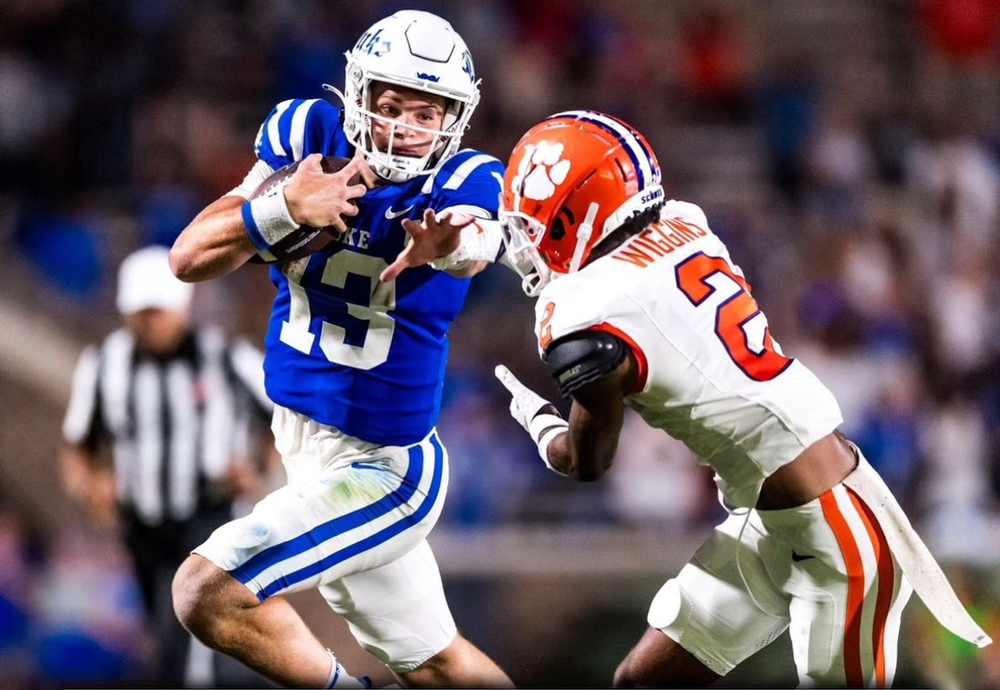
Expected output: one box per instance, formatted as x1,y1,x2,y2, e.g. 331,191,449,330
322,83,345,99
568,202,599,275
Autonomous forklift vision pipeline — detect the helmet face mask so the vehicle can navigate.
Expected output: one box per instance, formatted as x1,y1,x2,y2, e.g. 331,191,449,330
497,210,552,297
358,82,454,180
327,11,481,182
499,111,664,296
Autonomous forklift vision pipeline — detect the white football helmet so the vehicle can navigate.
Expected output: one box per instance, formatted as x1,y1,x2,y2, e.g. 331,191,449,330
325,10,481,182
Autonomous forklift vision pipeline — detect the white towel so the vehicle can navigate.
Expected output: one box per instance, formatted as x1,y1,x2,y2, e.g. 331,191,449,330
843,461,991,648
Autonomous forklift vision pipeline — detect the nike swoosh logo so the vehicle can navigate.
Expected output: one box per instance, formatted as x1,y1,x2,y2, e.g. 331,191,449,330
384,204,414,220
791,551,815,562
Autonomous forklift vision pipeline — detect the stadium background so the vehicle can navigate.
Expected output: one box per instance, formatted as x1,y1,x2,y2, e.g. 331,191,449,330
2,0,999,687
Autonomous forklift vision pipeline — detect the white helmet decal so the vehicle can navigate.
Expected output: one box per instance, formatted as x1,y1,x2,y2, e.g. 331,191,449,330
512,142,572,202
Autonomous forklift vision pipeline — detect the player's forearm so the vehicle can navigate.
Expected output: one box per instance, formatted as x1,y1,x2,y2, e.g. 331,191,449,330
555,395,624,481
495,365,623,481
545,431,575,477
545,427,615,482
171,197,257,282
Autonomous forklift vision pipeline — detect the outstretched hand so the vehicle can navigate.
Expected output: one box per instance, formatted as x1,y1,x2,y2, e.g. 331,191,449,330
495,364,569,476
380,209,477,282
494,365,558,432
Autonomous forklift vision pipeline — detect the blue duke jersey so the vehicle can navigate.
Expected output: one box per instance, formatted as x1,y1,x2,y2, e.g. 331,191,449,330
251,98,504,445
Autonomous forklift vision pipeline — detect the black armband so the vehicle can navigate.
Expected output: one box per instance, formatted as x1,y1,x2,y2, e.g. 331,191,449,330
543,331,628,397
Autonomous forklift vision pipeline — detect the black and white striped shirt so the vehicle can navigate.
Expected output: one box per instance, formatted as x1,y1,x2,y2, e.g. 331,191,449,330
62,327,273,526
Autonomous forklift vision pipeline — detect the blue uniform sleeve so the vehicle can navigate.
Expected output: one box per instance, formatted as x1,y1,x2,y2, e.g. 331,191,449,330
430,152,505,219
253,99,346,169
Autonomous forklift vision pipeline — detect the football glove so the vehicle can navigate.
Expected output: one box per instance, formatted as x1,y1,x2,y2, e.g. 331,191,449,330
494,365,569,475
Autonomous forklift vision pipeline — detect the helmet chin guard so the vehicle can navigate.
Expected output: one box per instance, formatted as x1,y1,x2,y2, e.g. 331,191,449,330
329,11,480,182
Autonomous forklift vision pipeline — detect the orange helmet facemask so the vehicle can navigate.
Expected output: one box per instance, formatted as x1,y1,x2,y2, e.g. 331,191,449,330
499,110,663,296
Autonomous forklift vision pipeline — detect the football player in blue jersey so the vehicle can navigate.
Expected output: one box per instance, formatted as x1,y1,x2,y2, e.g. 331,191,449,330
169,11,511,689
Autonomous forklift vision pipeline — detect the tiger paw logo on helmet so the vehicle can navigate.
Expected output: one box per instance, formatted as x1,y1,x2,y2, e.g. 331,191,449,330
512,142,572,201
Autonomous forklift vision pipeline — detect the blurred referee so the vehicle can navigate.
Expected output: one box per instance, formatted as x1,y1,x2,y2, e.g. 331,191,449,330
60,246,274,688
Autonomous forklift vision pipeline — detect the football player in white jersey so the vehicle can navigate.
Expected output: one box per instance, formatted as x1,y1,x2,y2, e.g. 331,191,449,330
488,111,992,687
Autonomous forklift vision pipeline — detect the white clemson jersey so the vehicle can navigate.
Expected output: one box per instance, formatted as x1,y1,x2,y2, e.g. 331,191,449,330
535,200,843,508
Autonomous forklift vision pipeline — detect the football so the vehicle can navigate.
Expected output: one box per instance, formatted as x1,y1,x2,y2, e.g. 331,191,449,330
247,155,360,264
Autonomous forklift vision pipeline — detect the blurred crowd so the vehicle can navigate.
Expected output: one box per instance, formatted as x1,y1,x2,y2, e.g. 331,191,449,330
2,0,999,687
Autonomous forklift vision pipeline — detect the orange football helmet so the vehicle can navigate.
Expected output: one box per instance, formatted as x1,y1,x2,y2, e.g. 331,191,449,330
499,110,663,295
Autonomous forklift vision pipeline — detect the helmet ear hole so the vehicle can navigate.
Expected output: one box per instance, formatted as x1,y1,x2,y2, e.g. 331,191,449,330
551,206,574,242
550,216,567,242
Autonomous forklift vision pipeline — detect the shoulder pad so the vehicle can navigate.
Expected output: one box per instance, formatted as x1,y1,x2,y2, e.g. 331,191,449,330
426,150,504,195
254,99,341,167
543,331,627,397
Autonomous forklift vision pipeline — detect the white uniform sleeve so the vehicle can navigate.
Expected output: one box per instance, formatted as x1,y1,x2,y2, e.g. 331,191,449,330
535,274,652,394
62,345,103,445
429,212,505,271
535,279,613,350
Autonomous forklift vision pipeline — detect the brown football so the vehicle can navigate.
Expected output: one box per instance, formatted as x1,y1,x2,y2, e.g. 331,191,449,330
247,155,360,264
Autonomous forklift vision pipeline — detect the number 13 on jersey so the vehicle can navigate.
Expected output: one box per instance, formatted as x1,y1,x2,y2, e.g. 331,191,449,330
675,251,792,382
279,250,396,370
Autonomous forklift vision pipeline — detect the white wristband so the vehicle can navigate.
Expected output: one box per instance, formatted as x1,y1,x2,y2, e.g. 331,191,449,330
243,190,301,252
528,413,570,475
430,217,504,270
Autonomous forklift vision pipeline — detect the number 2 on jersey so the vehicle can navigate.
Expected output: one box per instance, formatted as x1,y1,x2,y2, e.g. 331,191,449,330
675,252,791,382
279,251,396,370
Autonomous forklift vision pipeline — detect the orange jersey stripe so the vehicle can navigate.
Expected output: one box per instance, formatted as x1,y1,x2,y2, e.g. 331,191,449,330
849,489,895,688
820,490,866,688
